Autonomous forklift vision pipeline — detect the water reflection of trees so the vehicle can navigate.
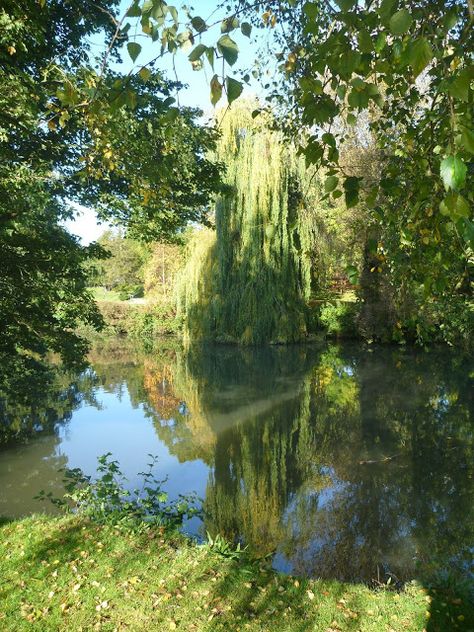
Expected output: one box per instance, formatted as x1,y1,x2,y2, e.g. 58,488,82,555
141,342,474,584
0,365,100,516
0,366,99,445
3,339,472,584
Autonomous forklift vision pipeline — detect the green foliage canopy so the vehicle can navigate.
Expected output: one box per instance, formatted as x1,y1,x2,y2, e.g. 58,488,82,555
0,0,223,387
87,230,150,298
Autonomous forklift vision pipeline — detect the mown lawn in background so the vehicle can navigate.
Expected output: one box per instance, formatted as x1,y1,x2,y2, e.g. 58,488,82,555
89,287,123,302
0,515,472,632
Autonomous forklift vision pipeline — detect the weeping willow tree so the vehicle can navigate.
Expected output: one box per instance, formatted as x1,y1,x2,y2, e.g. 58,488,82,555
177,103,320,345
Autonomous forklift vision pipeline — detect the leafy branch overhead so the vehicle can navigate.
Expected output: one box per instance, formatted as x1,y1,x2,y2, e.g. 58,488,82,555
95,1,472,219
108,0,472,324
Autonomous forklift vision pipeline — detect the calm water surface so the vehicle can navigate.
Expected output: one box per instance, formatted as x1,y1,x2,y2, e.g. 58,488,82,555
1,341,473,585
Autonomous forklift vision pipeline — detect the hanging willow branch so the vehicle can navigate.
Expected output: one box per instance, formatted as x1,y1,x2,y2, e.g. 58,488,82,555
177,102,323,345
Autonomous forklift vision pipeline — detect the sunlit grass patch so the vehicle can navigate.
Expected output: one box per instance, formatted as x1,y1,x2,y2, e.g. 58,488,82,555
89,287,124,302
1,514,472,631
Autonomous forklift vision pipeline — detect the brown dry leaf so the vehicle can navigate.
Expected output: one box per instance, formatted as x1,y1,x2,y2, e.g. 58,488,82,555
307,590,315,601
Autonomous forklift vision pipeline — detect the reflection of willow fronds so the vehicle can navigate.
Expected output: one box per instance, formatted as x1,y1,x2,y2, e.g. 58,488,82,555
203,374,317,555
141,351,217,464
168,353,217,462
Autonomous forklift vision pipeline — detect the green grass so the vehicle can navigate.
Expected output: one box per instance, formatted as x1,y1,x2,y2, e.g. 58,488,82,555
1,515,473,631
89,287,123,302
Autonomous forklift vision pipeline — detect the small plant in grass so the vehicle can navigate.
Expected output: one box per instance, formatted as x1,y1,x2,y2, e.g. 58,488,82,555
36,453,200,531
206,531,248,561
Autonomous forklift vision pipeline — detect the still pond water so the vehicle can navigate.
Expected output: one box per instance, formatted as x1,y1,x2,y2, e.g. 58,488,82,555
1,340,473,585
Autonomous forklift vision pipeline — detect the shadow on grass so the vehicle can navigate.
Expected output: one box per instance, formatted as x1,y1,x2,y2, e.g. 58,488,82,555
425,583,474,632
6,516,472,631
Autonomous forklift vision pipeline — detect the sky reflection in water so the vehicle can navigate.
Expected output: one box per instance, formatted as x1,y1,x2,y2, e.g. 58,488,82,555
0,341,473,585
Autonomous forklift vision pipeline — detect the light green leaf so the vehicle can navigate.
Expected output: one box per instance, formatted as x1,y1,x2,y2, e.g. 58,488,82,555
176,29,193,51
210,74,222,106
125,89,137,110
439,192,470,219
151,3,166,21
440,155,467,191
303,2,318,19
325,175,339,192
188,44,207,62
217,35,239,66
389,9,413,35
350,77,365,91
168,6,179,24
347,113,357,125
139,67,151,82
335,0,356,10
449,68,474,102
127,42,142,62
126,2,141,17
407,37,433,77
205,47,215,70
300,77,323,94
374,31,387,52
226,77,243,104
241,22,252,37
221,17,239,33
459,128,474,154
191,16,207,33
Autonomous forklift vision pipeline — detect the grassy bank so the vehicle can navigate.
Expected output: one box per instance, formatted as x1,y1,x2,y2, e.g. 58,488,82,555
1,515,472,631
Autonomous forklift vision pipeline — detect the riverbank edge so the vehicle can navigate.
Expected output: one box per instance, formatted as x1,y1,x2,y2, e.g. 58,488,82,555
1,514,472,631
85,298,473,351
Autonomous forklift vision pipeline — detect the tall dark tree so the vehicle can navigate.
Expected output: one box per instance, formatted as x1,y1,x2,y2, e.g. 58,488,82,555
0,0,221,396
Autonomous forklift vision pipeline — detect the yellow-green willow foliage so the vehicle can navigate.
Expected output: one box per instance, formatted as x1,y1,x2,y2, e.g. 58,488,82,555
177,103,317,345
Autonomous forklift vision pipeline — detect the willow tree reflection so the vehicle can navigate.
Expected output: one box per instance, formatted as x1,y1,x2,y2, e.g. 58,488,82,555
143,342,474,584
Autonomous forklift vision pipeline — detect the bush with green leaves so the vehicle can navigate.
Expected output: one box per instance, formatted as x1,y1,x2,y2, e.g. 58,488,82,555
127,303,183,344
318,301,358,338
36,453,200,531
117,284,144,301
